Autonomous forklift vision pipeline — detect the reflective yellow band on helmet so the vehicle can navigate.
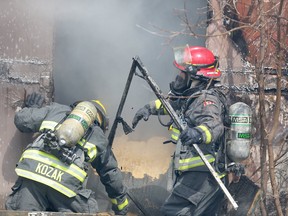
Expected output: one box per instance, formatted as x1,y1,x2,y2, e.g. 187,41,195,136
21,149,87,182
15,168,77,197
111,198,129,211
78,139,97,162
197,125,212,144
178,154,215,171
154,99,168,114
39,120,59,131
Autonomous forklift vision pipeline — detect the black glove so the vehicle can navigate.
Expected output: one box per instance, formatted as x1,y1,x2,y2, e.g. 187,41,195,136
132,104,151,129
25,92,45,108
179,127,203,145
227,163,245,176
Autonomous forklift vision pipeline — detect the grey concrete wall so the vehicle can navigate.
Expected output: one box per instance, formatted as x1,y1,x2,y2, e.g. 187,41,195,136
0,0,55,209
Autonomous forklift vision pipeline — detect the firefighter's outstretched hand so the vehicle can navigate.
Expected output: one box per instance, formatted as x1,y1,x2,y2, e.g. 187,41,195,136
132,104,151,129
24,92,45,108
179,127,203,145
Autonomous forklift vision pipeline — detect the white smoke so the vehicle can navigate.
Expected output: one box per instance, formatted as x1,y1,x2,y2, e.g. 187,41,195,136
53,0,207,139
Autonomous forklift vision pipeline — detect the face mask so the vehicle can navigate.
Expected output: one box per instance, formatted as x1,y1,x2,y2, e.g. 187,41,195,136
169,73,191,95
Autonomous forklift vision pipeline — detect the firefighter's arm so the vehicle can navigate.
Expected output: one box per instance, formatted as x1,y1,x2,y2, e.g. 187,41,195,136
14,93,49,133
132,99,168,129
179,126,205,145
24,92,45,108
91,129,129,215
182,94,225,145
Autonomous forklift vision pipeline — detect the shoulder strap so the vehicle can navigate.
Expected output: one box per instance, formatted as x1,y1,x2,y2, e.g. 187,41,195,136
215,89,231,127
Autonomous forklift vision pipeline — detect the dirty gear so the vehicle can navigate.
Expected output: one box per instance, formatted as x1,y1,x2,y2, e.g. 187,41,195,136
132,104,151,129
134,84,228,215
6,102,129,214
111,196,129,215
24,92,45,108
179,127,203,145
175,89,227,172
154,88,228,215
5,177,98,212
161,172,228,216
142,89,226,169
167,88,228,215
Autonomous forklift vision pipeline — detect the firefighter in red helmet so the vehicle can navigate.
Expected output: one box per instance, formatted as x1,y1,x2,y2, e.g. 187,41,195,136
132,45,229,215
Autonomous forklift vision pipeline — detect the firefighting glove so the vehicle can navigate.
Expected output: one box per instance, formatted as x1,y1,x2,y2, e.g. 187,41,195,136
227,163,245,177
24,92,45,108
179,127,203,146
132,104,151,129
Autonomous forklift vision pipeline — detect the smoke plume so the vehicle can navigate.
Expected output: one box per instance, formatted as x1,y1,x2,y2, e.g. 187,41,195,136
53,0,206,139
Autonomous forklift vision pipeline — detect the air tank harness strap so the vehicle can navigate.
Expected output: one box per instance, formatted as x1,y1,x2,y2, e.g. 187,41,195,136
39,112,70,133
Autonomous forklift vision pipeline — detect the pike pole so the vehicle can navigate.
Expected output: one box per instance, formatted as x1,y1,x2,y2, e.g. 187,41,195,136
108,59,150,216
132,56,239,210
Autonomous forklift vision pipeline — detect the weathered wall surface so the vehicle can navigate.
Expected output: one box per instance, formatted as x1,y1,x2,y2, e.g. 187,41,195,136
207,2,288,214
0,0,55,209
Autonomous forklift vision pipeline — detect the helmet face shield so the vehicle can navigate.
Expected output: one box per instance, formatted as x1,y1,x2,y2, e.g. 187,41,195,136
173,45,192,71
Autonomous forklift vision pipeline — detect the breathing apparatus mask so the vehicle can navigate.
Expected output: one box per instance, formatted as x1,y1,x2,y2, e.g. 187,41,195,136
170,72,191,95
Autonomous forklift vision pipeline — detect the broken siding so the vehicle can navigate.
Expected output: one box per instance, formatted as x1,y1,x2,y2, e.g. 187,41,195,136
0,0,55,209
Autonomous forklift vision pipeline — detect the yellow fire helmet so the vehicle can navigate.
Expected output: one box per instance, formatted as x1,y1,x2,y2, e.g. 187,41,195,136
90,100,109,132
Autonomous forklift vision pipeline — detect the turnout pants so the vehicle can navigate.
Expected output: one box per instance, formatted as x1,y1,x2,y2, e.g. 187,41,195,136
161,171,227,216
5,177,98,213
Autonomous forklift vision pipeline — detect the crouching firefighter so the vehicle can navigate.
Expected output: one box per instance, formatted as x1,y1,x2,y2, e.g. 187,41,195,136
5,92,129,215
132,46,244,216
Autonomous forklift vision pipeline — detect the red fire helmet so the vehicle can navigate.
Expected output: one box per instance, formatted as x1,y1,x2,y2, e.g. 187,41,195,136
173,45,221,79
